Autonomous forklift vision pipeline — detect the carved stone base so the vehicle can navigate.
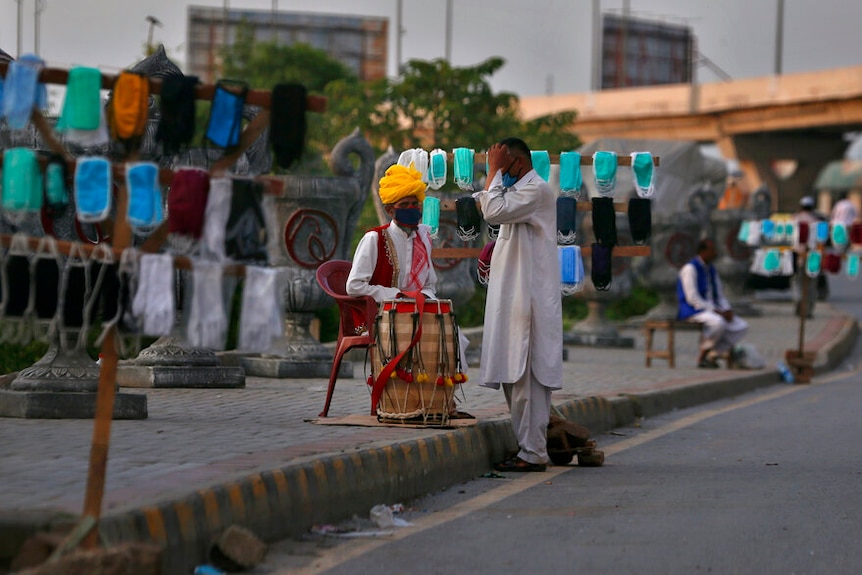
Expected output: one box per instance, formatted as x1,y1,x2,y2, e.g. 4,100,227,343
0,390,148,419
240,357,353,379
116,365,246,388
119,336,246,389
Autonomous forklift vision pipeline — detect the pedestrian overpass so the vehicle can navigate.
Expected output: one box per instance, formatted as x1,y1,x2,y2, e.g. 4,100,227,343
520,65,862,211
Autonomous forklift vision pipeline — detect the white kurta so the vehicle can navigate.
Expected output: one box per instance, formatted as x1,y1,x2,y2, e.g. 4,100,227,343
346,222,438,303
473,169,563,390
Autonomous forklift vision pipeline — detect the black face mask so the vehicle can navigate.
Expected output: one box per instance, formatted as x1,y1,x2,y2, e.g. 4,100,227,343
394,207,421,227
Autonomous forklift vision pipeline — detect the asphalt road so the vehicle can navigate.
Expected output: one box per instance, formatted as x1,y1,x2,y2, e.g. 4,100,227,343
258,276,862,575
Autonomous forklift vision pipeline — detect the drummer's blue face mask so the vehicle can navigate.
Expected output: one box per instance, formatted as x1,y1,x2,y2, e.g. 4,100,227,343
395,207,422,227
502,158,519,188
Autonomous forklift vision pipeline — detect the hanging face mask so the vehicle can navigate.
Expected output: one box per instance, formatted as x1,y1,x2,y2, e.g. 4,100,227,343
762,249,781,275
628,197,652,245
487,223,500,240
428,149,447,191
239,266,284,353
57,66,103,132
421,196,440,238
126,162,162,232
806,251,822,278
630,151,655,198
2,148,43,213
559,151,583,198
270,82,307,170
559,245,585,296
453,148,474,191
44,153,70,215
737,221,750,244
455,196,481,241
3,54,47,130
846,253,860,280
531,150,551,182
477,240,495,286
394,207,421,227
591,243,613,291
556,196,577,245
592,197,617,247
592,151,618,197
815,221,830,244
831,223,849,249
74,156,112,223
205,79,248,149
760,219,776,243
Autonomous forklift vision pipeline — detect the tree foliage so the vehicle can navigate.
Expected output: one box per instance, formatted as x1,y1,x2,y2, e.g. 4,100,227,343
220,25,580,171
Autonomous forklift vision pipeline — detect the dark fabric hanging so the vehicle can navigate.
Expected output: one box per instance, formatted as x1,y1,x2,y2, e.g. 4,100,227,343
270,83,308,169
591,197,617,247
225,179,269,263
628,197,652,245
156,74,199,155
591,243,613,291
557,196,577,245
455,196,482,241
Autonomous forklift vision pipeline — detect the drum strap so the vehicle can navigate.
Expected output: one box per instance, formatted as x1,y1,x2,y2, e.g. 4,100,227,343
371,290,424,412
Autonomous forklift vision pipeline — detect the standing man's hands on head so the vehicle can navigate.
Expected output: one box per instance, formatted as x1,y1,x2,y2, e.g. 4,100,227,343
485,143,509,190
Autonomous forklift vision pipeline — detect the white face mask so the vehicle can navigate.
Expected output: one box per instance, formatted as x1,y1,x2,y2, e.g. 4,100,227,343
200,177,233,262
187,261,227,350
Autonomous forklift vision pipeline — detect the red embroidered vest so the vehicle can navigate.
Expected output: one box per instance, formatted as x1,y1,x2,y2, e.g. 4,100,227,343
369,224,398,288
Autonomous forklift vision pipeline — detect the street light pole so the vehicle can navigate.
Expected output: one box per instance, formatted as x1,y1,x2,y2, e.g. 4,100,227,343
445,0,452,62
774,0,784,75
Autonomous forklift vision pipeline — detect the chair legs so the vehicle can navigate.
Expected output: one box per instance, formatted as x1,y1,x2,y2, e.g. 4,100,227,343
319,344,348,418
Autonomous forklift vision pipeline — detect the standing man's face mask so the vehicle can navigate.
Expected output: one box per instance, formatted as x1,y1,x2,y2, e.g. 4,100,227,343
501,158,519,188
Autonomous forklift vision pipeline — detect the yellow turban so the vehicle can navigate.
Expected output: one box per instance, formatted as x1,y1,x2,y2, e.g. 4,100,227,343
378,164,426,205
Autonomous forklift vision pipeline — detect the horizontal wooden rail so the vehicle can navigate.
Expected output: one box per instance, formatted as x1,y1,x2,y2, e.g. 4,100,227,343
0,62,327,113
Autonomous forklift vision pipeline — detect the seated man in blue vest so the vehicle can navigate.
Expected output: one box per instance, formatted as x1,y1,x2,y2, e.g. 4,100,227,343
677,238,749,368
346,163,438,302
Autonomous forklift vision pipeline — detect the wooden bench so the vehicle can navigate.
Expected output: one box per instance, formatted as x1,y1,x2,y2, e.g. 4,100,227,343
643,319,701,368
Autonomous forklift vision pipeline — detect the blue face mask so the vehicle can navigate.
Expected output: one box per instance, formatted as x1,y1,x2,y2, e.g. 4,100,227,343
501,158,519,188
394,207,422,227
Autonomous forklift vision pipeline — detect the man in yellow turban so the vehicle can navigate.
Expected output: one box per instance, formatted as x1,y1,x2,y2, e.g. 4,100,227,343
346,164,437,302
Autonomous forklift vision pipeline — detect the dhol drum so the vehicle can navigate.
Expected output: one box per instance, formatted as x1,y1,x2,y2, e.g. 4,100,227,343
372,298,465,425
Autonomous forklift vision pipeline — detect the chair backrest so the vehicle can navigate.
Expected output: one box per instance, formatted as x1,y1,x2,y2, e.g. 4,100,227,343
315,259,377,341
316,259,352,299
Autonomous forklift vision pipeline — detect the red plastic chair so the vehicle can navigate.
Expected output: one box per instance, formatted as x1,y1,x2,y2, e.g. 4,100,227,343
315,260,378,417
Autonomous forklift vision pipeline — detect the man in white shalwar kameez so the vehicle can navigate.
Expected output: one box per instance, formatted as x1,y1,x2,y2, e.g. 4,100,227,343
473,138,563,472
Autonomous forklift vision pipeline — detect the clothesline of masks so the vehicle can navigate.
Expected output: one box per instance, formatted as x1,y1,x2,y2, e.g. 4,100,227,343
0,234,283,356
738,215,862,250
749,246,861,279
0,55,307,167
1,153,274,265
740,215,862,279
396,147,658,199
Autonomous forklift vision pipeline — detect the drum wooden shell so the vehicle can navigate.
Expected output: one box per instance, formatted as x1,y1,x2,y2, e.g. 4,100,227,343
373,299,458,424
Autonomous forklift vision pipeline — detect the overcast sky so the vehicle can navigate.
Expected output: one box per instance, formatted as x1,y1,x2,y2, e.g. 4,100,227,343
2,0,862,98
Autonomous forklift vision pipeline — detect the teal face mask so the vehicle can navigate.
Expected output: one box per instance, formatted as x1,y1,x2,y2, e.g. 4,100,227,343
806,251,822,277
559,151,582,198
763,249,780,275
847,254,860,279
